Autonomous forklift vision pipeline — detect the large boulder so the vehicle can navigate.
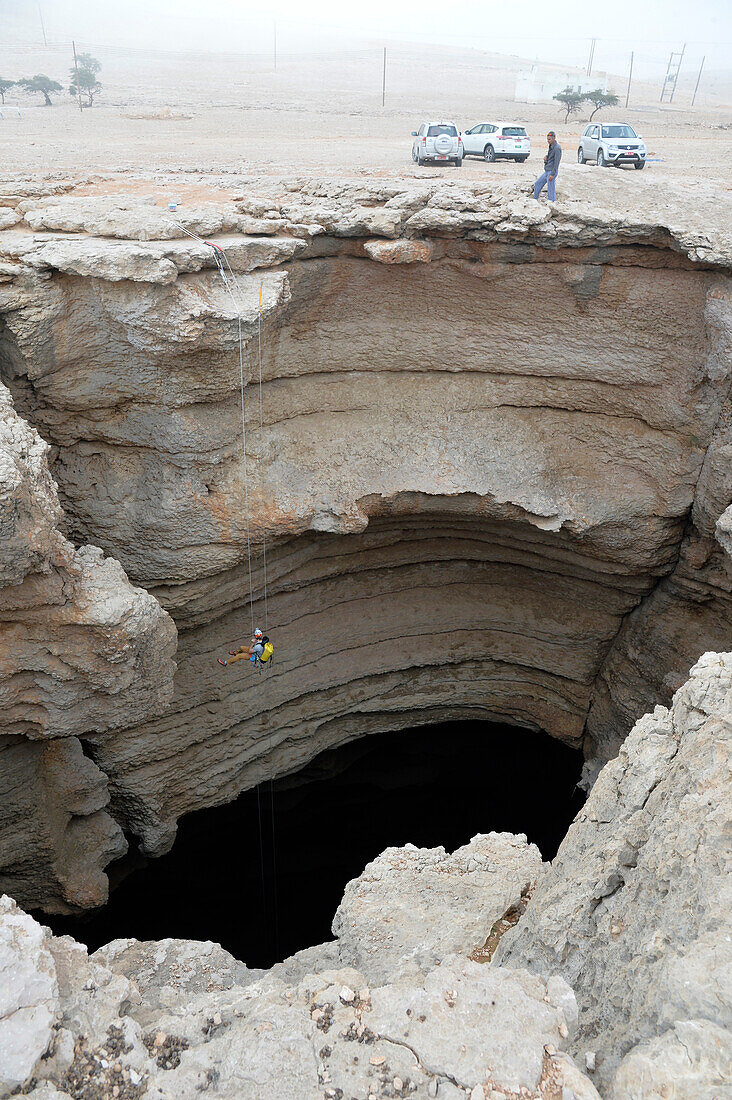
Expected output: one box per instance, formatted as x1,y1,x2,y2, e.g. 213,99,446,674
0,892,598,1100
495,652,732,1093
333,831,545,983
0,897,58,1096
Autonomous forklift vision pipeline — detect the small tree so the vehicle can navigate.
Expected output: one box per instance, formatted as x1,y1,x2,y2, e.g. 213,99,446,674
553,86,587,123
69,52,102,107
586,88,620,121
19,74,62,106
0,78,15,105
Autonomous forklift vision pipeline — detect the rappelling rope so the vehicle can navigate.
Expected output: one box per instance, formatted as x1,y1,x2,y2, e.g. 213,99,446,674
167,219,257,636
168,217,278,954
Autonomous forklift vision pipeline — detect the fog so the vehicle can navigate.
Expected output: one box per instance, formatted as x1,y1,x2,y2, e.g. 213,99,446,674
3,0,730,80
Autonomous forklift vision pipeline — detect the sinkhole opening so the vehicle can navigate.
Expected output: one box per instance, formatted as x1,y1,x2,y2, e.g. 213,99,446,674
46,720,585,969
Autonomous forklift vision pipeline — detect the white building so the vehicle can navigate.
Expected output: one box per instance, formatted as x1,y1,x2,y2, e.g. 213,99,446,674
515,66,609,102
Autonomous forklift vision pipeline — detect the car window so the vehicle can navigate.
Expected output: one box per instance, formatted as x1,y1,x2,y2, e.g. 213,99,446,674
502,127,527,136
427,124,458,137
419,125,426,136
601,125,637,138
591,127,599,138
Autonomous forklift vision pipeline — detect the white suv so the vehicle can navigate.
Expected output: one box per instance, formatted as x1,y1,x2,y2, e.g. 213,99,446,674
577,123,646,169
461,122,530,163
411,122,463,167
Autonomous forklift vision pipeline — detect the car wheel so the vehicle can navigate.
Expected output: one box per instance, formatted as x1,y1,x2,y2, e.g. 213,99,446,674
483,145,495,162
411,147,417,163
454,157,462,168
634,160,645,170
517,156,528,162
416,150,424,166
597,149,606,167
577,147,586,164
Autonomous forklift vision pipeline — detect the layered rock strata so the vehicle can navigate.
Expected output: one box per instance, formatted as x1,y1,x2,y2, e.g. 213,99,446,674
0,384,176,912
495,651,732,1094
1,178,730,907
1,656,729,1099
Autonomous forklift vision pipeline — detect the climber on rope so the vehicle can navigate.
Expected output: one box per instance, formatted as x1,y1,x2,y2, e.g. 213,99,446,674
218,629,274,669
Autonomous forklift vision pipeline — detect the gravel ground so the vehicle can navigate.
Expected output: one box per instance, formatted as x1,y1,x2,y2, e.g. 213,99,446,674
1,42,730,188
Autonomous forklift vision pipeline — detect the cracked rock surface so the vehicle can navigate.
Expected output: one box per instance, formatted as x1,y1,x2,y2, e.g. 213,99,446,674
332,832,545,985
495,651,732,1094
1,656,729,1098
0,901,594,1100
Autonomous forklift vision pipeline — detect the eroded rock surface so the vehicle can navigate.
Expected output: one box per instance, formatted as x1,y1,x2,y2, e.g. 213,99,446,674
495,651,732,1093
2,655,730,1098
0,841,596,1100
0,175,730,910
0,385,177,911
333,832,544,983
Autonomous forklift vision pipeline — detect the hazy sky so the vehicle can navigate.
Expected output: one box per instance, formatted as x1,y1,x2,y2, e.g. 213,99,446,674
5,0,731,75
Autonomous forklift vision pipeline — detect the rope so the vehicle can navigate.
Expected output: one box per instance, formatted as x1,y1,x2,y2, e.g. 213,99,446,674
169,218,279,950
168,217,278,956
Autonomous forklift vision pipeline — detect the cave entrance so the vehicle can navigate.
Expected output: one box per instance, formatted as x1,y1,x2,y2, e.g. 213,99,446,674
46,721,584,969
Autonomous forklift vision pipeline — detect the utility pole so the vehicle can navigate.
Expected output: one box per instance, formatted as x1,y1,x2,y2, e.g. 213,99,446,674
38,3,47,46
625,51,634,108
273,20,277,71
382,46,387,107
586,38,596,77
660,43,686,103
72,40,84,113
691,55,705,107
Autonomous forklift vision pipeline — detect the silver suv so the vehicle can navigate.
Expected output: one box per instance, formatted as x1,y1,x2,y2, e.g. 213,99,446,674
411,122,463,167
577,123,646,169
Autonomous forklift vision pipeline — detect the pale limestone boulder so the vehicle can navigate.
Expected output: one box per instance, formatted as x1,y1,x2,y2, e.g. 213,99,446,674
716,504,732,556
134,958,589,1100
610,1020,732,1100
364,237,433,263
496,653,732,1093
21,196,240,241
0,209,20,231
0,896,58,1096
92,937,262,1028
25,238,180,283
366,959,580,1096
332,832,545,983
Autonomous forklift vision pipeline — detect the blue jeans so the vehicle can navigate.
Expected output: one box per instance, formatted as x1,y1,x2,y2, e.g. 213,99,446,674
534,171,557,200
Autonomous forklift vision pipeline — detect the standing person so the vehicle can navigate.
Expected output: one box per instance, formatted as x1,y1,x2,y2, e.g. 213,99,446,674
533,131,562,201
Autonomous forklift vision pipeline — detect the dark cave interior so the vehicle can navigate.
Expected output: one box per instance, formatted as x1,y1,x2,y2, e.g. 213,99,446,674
45,719,585,968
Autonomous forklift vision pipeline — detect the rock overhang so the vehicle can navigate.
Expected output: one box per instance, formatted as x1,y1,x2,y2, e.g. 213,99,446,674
0,174,730,913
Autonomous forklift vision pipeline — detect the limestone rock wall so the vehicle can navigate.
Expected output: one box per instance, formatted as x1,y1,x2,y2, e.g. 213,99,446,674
0,384,177,912
0,832,597,1100
1,655,729,1098
495,651,732,1093
1,178,730,908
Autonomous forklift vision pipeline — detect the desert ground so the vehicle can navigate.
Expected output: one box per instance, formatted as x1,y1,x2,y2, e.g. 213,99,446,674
1,41,730,192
